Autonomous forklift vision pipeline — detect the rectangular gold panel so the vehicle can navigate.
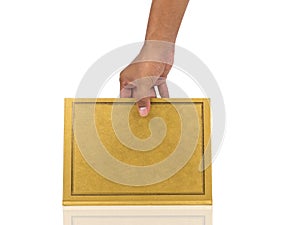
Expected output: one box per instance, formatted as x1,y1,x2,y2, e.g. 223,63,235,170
63,98,212,205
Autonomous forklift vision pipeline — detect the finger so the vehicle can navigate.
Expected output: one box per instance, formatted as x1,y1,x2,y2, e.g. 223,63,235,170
131,77,157,117
150,86,157,98
158,82,169,98
120,79,135,98
156,77,169,98
119,77,127,91
132,85,156,117
132,85,156,98
136,97,151,117
120,87,132,98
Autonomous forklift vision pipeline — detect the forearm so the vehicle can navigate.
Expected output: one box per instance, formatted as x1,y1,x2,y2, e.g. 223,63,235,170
145,0,189,43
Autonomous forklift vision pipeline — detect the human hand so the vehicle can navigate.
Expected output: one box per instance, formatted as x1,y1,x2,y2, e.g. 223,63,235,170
120,41,174,117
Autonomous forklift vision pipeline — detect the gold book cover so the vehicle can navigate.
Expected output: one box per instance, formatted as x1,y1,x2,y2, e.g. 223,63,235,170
63,98,212,205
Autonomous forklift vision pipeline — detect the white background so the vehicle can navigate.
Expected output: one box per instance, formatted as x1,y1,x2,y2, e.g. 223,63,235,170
1,0,300,224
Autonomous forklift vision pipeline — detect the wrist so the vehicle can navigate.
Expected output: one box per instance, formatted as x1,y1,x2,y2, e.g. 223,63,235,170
145,33,177,43
133,40,174,65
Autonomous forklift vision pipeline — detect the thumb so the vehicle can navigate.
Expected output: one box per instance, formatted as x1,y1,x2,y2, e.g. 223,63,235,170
136,97,151,117
132,77,157,117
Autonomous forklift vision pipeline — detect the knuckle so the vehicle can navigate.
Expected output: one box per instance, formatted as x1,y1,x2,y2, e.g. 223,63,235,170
137,98,148,107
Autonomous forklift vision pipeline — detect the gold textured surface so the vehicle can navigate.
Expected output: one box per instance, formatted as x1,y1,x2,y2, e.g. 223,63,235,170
63,98,212,205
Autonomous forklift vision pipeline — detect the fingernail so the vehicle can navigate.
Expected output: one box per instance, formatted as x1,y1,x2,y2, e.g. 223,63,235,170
139,107,148,117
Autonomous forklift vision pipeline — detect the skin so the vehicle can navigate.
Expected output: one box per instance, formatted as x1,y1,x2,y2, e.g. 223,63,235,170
120,0,189,117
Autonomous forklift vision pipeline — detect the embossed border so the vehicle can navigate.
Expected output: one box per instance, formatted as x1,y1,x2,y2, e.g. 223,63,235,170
63,98,212,205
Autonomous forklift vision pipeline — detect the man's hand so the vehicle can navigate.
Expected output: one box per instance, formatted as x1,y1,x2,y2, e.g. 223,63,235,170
120,60,172,117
